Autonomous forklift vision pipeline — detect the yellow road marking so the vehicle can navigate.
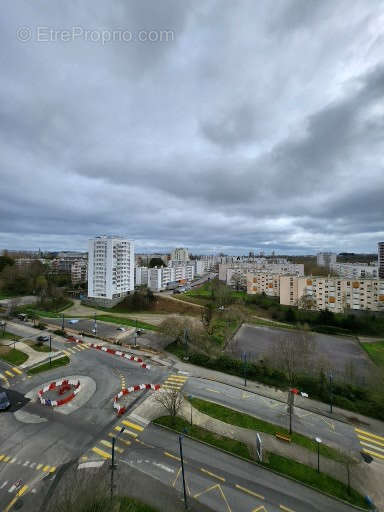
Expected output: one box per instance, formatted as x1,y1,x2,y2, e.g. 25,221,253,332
169,375,188,381
167,377,187,383
361,441,384,452
355,428,384,443
200,468,225,482
171,467,182,487
42,465,50,472
194,484,231,511
235,484,264,500
49,466,56,473
91,447,111,459
121,420,144,431
206,388,221,394
115,426,138,438
9,458,16,464
62,350,71,356
0,455,4,461
320,417,335,431
99,439,124,453
12,367,22,375
3,456,10,462
36,463,43,470
3,485,28,512
164,451,180,461
252,507,268,512
363,448,384,460
358,434,384,447
5,371,14,377
280,505,296,512
80,456,88,461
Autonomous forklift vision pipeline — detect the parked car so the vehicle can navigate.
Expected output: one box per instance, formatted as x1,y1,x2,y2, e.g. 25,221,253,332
117,327,125,331
37,335,49,342
0,392,10,411
17,314,28,322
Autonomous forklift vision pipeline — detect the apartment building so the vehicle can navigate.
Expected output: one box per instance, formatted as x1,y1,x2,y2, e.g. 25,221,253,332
379,242,384,279
317,252,337,267
171,247,189,262
71,259,88,284
220,262,304,284
135,266,149,286
246,273,281,296
135,264,194,292
87,236,134,306
330,262,379,279
280,276,384,312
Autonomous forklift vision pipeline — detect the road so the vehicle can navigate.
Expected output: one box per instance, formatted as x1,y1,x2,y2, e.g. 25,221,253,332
0,320,373,511
184,378,362,455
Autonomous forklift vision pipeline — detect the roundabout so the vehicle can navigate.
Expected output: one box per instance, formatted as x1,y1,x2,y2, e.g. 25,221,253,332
38,378,81,407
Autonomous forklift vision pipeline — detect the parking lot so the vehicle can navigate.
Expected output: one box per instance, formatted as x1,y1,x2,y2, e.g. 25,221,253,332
227,323,376,385
45,317,133,340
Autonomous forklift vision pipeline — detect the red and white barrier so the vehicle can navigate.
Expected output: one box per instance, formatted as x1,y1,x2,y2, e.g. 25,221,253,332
113,383,161,415
38,379,81,407
88,344,151,370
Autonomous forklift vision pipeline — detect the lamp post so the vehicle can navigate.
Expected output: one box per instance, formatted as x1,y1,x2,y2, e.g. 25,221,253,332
178,434,188,510
110,427,125,502
329,372,333,414
61,314,65,331
189,395,193,426
93,312,97,336
315,437,322,472
242,352,247,387
49,335,52,366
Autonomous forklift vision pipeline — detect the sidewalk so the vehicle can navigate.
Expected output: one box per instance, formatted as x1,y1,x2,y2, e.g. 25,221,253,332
166,353,384,435
0,339,60,369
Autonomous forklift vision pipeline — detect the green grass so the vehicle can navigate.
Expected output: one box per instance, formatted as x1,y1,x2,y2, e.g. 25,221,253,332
154,416,251,459
0,331,22,340
119,496,160,511
361,341,384,371
94,315,158,331
154,416,368,510
29,343,53,353
0,348,28,366
28,355,70,375
189,397,348,462
264,454,368,509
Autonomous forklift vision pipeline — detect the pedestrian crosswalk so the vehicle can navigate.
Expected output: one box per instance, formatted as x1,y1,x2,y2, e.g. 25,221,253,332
0,453,56,473
62,343,90,356
0,366,23,384
162,373,188,392
355,428,384,462
90,417,146,460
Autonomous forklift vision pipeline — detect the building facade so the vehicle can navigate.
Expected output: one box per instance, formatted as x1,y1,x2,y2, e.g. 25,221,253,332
280,276,384,313
316,252,337,267
71,259,88,284
246,273,281,296
171,247,189,262
88,236,134,306
379,242,384,279
330,262,379,279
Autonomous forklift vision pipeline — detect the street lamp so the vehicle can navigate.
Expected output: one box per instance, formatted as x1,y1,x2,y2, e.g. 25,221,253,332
189,395,193,426
110,426,125,502
178,434,188,510
315,437,322,473
329,372,333,414
242,352,247,387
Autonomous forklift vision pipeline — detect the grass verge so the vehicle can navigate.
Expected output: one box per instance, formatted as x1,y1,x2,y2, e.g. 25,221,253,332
154,416,368,510
361,341,384,371
28,355,70,375
0,347,28,365
28,343,54,353
94,315,158,331
0,331,22,341
119,496,160,511
189,397,348,462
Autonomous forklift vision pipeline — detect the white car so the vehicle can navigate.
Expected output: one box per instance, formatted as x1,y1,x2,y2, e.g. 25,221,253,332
117,327,126,331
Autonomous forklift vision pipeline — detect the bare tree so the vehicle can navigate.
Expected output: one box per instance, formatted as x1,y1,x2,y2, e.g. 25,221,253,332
268,330,316,384
154,388,184,420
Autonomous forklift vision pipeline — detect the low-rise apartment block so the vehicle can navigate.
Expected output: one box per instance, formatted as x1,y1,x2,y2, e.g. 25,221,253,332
317,252,337,267
246,273,281,296
71,259,88,284
280,276,384,312
220,261,304,285
330,262,379,279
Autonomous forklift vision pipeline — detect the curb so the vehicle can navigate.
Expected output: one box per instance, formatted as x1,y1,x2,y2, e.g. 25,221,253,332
24,352,68,371
152,422,368,512
114,384,161,415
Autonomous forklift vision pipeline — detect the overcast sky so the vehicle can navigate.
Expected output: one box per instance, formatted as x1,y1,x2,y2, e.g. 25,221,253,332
1,1,383,255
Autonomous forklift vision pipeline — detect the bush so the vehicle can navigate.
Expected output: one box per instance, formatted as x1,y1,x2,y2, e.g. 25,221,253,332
53,329,66,336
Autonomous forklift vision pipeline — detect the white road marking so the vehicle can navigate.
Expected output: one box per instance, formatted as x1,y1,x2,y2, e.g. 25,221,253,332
152,462,175,473
77,461,105,470
0,481,8,489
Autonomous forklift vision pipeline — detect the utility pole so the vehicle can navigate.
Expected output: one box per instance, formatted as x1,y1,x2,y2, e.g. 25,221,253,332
110,436,116,503
134,318,137,347
178,435,188,510
329,373,333,414
49,335,52,366
183,328,189,360
242,352,247,387
94,312,97,336
288,390,294,435
61,314,65,331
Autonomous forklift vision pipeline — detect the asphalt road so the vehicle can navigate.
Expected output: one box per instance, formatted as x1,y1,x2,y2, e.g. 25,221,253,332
184,378,361,455
0,320,369,512
0,323,168,512
227,323,375,385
